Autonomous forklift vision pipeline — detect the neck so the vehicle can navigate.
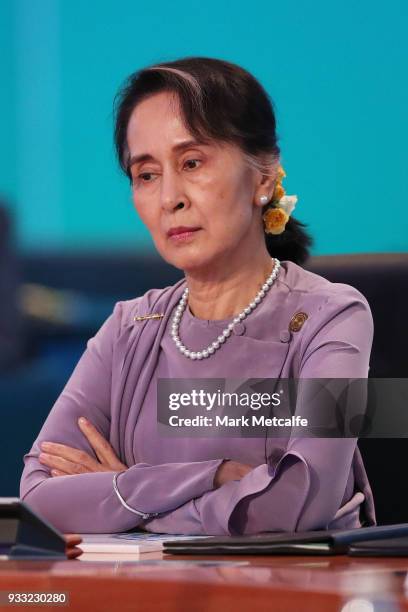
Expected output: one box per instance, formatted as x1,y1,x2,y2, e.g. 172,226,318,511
184,249,275,321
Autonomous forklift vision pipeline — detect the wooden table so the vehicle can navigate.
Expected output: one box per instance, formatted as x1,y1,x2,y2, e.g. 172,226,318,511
1,551,408,611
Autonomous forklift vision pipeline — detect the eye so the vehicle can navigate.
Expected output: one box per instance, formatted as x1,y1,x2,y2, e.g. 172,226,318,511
136,172,157,184
133,172,157,187
183,159,201,170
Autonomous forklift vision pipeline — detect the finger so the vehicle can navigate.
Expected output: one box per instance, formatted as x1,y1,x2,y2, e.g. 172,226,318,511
67,546,83,559
39,443,101,472
39,452,99,475
51,469,70,477
239,467,252,477
64,534,83,546
77,417,124,468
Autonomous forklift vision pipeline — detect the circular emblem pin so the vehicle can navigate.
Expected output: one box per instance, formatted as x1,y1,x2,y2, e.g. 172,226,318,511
289,312,308,332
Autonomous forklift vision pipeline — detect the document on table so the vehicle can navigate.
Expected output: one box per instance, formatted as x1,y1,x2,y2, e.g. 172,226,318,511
78,532,211,561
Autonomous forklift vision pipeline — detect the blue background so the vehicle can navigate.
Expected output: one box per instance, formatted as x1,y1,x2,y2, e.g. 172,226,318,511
1,0,407,255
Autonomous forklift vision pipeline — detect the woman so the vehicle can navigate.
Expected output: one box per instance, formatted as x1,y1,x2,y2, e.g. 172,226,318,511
19,57,376,535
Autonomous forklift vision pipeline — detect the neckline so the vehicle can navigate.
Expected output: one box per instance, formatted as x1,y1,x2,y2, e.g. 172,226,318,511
184,303,235,328
179,260,286,329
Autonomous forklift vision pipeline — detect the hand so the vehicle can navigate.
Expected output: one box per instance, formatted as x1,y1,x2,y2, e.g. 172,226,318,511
213,460,253,488
64,533,83,559
39,416,128,477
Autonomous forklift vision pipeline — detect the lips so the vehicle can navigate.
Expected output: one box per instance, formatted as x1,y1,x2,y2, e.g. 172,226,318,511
167,226,201,237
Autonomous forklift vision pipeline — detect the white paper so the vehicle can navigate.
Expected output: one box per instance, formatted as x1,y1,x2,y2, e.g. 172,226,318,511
77,532,211,560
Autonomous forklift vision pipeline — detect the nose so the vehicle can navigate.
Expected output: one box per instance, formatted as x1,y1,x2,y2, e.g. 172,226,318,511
160,167,189,212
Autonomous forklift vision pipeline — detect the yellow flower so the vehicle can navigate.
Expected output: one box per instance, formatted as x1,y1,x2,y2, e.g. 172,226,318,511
263,207,289,235
273,183,285,202
277,165,286,180
271,165,287,202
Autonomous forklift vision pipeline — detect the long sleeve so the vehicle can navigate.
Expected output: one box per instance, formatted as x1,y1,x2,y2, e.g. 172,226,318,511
19,300,224,533
20,459,224,533
140,286,375,535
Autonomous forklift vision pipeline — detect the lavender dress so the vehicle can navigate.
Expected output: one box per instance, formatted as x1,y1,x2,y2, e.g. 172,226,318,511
19,261,376,534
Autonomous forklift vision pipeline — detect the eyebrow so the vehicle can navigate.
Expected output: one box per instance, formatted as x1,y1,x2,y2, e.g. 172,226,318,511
127,139,210,171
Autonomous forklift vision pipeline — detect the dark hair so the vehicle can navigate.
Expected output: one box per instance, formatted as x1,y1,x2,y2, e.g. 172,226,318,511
114,56,312,264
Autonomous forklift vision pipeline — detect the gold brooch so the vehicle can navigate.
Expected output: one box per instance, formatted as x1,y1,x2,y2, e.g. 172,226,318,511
289,312,308,332
134,313,165,322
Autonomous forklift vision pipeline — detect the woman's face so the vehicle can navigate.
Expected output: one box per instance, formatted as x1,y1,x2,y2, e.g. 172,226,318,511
126,91,267,273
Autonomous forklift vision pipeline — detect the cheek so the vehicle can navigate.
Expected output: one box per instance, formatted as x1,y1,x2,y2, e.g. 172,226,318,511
193,166,230,197
132,193,168,254
210,168,252,210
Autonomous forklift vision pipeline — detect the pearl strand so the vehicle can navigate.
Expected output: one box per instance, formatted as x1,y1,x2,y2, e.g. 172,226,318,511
170,258,281,360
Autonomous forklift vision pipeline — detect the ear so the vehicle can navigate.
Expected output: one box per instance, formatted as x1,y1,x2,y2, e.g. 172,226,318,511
253,158,280,208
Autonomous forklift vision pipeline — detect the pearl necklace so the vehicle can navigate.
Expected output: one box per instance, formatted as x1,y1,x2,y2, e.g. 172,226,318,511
171,258,281,360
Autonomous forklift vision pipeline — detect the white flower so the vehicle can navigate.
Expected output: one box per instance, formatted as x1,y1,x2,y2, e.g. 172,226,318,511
276,195,297,216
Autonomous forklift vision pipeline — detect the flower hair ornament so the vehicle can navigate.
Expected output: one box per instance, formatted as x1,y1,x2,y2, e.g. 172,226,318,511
261,165,298,235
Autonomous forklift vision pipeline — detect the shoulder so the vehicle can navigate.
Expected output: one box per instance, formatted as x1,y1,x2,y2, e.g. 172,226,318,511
276,262,374,377
278,259,372,314
275,260,374,346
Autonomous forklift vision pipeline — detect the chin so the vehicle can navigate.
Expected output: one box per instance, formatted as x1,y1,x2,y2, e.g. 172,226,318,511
152,238,197,268
159,249,214,274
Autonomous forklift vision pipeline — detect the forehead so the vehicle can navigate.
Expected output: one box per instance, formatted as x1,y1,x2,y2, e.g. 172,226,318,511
125,91,247,171
127,91,191,148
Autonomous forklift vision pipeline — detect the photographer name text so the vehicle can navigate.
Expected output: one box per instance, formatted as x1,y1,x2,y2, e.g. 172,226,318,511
167,415,308,428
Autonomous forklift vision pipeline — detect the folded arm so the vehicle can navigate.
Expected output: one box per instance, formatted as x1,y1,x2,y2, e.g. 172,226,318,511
19,301,224,533
20,456,224,533
140,289,375,535
20,289,374,535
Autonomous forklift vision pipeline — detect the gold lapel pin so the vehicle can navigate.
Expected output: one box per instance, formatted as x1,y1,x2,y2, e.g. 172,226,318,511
134,313,165,322
289,312,308,332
